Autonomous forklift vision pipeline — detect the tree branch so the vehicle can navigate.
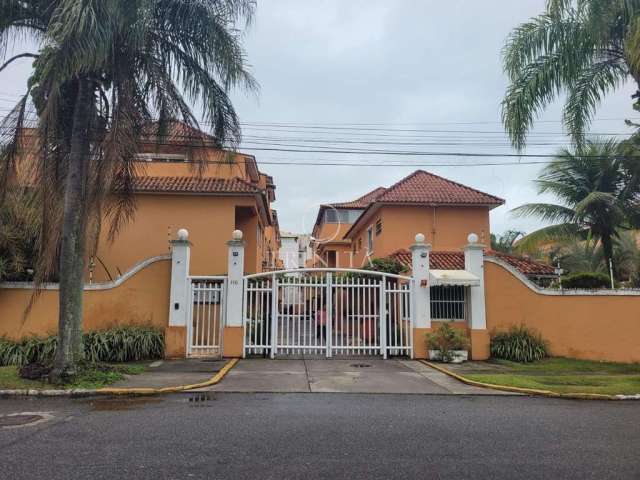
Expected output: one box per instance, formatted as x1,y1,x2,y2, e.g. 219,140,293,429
0,53,39,74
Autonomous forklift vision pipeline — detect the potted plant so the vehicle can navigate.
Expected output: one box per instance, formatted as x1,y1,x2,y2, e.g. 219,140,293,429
426,323,470,363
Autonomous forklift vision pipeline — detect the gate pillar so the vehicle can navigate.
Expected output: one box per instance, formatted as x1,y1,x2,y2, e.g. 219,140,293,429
410,233,432,359
166,229,191,358
224,230,245,357
464,233,490,360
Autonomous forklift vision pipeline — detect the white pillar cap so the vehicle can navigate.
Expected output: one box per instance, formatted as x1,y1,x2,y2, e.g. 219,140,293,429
177,228,189,240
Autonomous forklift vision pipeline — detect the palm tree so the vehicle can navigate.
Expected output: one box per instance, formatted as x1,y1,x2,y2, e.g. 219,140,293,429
513,140,637,275
0,0,257,381
490,230,524,254
502,0,640,149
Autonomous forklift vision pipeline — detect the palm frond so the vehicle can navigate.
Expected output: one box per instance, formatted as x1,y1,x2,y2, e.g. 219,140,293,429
511,203,576,223
515,223,583,253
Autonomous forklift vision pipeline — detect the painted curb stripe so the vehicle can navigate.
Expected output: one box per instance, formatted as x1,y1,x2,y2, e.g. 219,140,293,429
419,360,639,401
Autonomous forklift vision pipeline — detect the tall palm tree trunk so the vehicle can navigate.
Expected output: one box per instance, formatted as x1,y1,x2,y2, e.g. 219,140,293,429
50,79,92,381
601,234,615,283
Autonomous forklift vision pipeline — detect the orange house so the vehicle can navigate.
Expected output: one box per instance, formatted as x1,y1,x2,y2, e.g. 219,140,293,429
313,170,504,268
92,122,280,281
14,122,280,281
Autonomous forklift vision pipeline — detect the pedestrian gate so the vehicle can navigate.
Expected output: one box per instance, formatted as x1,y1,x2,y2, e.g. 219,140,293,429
243,269,414,358
187,276,226,357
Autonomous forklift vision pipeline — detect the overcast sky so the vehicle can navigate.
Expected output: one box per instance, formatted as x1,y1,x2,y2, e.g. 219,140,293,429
229,0,638,236
1,0,637,238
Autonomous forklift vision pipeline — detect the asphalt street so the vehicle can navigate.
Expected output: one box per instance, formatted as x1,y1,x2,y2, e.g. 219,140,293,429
1,393,639,479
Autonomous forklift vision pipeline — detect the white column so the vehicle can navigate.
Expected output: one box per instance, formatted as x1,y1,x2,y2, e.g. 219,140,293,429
464,232,486,330
169,229,191,327
410,233,432,329
225,230,245,327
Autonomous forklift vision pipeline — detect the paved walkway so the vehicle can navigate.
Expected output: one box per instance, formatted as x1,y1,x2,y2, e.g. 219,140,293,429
110,359,226,389
195,358,515,394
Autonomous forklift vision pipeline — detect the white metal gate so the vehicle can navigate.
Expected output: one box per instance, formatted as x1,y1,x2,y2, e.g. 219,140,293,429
243,269,413,358
187,276,226,357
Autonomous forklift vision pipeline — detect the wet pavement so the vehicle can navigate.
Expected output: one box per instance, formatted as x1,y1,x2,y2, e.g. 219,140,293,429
195,358,515,394
110,359,226,389
1,393,639,479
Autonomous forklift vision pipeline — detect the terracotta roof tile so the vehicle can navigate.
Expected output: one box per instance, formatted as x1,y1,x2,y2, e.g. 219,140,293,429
376,170,504,206
132,176,260,194
386,249,555,276
487,250,556,276
330,187,387,208
140,120,216,143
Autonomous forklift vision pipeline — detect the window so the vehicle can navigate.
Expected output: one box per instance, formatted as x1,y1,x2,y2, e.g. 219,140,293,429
375,218,382,236
135,153,187,163
367,226,373,253
324,209,363,224
357,237,362,251
430,286,467,321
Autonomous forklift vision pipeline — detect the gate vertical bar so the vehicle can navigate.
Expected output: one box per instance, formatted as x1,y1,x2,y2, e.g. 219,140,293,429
326,272,333,358
271,273,278,359
379,277,387,359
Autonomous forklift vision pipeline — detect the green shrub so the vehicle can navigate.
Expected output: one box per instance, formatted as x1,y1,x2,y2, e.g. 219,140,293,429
561,271,611,289
363,258,407,275
0,326,164,367
426,323,470,362
491,326,547,363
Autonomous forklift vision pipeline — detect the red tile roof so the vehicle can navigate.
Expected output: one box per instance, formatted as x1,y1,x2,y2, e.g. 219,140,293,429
386,249,555,277
132,176,261,194
330,187,387,209
376,170,504,207
487,250,556,276
140,120,217,144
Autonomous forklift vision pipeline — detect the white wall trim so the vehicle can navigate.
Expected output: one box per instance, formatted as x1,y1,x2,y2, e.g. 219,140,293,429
0,254,172,291
484,256,640,297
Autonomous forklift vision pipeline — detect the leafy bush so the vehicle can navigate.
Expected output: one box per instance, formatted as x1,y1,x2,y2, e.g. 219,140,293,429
491,326,547,363
561,271,611,289
0,326,164,367
363,258,407,275
426,323,470,362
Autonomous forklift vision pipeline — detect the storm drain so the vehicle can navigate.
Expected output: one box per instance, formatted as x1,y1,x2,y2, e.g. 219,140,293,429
0,413,52,429
350,363,372,368
188,392,215,406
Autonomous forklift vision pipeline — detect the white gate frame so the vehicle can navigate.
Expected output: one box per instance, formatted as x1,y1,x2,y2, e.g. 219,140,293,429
186,275,227,357
242,268,414,359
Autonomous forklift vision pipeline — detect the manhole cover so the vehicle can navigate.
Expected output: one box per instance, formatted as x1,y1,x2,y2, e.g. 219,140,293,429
350,363,371,368
0,414,45,428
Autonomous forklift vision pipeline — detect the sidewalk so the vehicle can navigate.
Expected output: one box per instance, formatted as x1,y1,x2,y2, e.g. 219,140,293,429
192,358,517,394
110,359,227,389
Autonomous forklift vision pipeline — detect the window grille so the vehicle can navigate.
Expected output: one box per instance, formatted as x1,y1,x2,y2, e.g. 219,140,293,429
430,286,467,321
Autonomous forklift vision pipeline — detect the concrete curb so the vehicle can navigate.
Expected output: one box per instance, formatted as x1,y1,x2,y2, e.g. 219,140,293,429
0,358,239,398
420,360,640,401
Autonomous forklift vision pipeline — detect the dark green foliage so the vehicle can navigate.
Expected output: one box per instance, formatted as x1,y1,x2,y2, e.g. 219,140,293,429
0,189,40,282
0,326,164,367
502,0,640,149
490,230,524,254
363,258,407,275
561,271,611,289
491,326,547,363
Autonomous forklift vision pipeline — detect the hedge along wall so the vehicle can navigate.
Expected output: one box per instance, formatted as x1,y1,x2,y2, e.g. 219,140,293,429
484,258,640,363
0,255,171,340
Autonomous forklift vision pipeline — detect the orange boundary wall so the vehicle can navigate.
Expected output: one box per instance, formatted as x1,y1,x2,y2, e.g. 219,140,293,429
0,256,171,341
485,259,640,363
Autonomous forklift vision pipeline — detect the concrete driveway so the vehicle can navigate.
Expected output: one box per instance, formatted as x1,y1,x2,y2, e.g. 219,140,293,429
196,358,513,394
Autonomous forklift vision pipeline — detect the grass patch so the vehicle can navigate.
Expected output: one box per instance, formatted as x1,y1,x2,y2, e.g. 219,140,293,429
463,357,640,395
0,362,147,391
